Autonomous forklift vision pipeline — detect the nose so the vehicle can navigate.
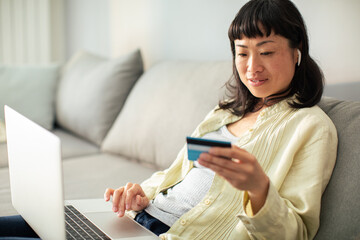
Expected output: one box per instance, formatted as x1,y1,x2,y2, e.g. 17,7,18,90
247,55,264,74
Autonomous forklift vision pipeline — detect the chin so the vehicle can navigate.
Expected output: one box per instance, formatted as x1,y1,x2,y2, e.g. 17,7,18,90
248,90,270,99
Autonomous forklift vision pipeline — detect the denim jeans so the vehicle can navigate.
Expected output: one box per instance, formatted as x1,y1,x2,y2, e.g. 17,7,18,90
0,215,40,240
134,211,170,236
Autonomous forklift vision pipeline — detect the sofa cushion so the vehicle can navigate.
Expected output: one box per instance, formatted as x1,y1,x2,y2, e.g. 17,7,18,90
102,61,231,169
53,129,100,159
0,143,7,168
324,82,360,102
315,97,360,240
0,64,59,130
0,121,5,167
0,120,5,143
56,50,143,146
0,166,14,216
0,128,100,168
62,154,156,200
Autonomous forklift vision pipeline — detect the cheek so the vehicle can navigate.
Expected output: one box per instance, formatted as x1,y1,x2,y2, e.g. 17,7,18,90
235,58,246,77
268,57,295,83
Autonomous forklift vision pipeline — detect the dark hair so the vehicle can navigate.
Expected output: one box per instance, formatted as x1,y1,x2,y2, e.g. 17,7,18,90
219,0,324,116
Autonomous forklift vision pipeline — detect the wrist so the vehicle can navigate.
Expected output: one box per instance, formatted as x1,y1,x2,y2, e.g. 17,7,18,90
247,176,270,215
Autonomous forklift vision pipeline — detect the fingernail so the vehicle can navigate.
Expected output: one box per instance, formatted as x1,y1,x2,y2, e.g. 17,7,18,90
126,204,130,210
113,207,118,212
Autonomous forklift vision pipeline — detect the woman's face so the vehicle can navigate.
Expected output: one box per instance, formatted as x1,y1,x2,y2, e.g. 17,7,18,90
234,33,298,100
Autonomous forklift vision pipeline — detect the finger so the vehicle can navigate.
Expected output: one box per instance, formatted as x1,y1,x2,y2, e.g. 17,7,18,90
199,155,249,188
136,195,142,206
104,188,114,201
215,165,248,182
112,188,124,213
209,145,253,163
201,157,227,174
125,184,138,210
200,151,266,192
136,195,149,209
119,183,133,216
199,152,244,173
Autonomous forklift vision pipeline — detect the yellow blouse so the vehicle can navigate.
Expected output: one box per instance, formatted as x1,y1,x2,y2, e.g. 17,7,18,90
131,98,337,240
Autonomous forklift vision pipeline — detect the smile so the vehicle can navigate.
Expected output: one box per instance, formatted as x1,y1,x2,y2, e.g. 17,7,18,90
248,78,267,87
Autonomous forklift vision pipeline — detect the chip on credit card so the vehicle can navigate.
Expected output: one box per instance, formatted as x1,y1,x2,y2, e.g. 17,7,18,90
186,136,232,161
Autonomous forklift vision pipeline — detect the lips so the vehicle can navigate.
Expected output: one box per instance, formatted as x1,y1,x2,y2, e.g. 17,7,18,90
248,78,267,87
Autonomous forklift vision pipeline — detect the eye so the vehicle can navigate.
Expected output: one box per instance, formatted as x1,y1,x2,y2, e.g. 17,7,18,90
261,52,274,56
237,53,247,57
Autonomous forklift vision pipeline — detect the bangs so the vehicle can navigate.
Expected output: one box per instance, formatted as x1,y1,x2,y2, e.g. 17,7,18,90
228,0,281,41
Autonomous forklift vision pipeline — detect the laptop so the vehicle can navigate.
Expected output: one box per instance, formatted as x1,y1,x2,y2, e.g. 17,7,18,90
4,105,159,240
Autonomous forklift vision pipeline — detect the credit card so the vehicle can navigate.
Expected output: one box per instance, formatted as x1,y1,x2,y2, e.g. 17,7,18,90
186,136,231,161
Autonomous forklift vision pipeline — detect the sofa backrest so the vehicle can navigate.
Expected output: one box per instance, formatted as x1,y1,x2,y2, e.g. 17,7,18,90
102,61,232,169
315,97,360,240
324,81,360,102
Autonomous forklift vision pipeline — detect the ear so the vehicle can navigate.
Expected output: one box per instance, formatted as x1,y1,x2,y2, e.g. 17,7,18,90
297,49,301,66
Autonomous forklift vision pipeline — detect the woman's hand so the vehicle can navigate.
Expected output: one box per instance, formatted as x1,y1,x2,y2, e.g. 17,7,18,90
104,183,149,217
198,145,269,214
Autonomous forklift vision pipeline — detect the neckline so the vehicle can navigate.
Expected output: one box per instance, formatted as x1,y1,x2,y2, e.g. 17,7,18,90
221,125,240,141
227,97,294,140
256,96,295,119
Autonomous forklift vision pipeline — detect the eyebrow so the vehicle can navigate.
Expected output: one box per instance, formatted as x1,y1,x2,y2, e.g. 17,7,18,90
235,40,275,48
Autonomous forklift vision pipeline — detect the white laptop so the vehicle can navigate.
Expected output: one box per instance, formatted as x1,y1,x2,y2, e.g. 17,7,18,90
4,106,158,240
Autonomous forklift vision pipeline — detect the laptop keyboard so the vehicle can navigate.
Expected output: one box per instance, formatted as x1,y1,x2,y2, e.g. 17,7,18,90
65,205,111,240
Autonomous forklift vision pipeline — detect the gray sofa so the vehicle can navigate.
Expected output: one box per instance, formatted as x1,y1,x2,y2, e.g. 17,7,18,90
0,50,359,240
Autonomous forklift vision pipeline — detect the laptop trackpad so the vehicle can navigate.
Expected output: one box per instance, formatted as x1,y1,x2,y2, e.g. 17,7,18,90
84,212,158,240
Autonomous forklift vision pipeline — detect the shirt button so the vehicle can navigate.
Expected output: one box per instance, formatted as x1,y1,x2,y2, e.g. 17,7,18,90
249,129,253,132
160,235,167,240
180,219,187,225
205,199,211,205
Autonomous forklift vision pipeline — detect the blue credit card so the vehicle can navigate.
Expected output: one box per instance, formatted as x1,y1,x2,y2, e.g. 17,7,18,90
186,136,231,161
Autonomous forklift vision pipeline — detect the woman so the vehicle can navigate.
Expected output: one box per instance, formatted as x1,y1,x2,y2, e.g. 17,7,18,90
105,0,337,239
0,0,337,239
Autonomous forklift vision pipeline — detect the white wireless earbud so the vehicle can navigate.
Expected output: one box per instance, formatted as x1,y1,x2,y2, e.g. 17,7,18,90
297,49,301,66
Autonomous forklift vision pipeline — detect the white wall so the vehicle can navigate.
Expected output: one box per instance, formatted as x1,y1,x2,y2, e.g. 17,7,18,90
65,0,360,84
293,0,360,83
109,0,243,68
64,0,110,59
